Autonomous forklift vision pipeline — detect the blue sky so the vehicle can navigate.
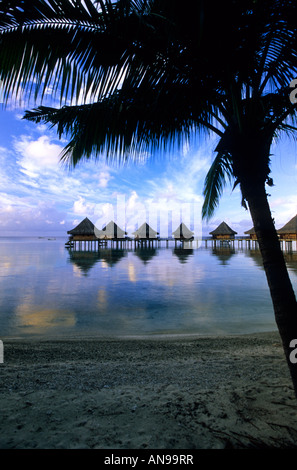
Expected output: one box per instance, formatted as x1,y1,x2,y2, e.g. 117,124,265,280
0,101,297,238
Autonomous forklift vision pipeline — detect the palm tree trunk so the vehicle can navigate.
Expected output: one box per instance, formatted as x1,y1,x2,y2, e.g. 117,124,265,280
241,179,297,398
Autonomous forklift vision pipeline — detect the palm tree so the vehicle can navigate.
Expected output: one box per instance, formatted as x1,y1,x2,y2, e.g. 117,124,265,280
1,0,297,396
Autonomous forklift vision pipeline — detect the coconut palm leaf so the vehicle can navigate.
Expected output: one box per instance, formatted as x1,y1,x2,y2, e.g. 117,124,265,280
1,0,297,183
0,0,160,105
202,152,234,221
0,0,289,109
23,78,224,166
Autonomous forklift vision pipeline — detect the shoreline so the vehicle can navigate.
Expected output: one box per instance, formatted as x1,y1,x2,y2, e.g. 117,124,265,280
1,328,278,342
1,331,297,449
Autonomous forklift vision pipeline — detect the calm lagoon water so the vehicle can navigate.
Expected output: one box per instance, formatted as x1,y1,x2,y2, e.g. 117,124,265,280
1,236,296,339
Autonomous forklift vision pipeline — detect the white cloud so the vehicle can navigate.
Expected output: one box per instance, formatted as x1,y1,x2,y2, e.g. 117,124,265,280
19,178,40,188
72,196,96,216
14,135,63,177
36,123,50,134
0,196,68,234
98,170,112,188
144,144,210,210
0,109,259,236
270,195,297,227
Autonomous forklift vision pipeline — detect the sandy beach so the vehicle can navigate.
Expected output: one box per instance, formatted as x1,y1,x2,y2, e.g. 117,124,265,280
1,331,297,450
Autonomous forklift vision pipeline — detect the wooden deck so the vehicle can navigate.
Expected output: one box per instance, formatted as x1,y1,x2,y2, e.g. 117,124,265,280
65,236,297,252
66,237,192,251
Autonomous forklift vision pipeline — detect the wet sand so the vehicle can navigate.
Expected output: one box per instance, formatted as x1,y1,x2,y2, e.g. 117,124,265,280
1,331,297,449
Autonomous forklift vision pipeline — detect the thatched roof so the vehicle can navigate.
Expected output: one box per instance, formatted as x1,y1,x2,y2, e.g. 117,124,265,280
67,217,97,235
98,220,127,239
244,227,255,235
132,223,159,239
277,215,297,234
172,223,194,239
209,221,237,236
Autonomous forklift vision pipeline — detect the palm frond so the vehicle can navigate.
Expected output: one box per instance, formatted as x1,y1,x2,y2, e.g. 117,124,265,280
202,152,234,221
2,0,297,204
23,79,217,166
0,0,156,105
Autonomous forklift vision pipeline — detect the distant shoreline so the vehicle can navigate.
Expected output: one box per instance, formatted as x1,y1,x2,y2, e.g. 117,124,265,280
1,329,278,343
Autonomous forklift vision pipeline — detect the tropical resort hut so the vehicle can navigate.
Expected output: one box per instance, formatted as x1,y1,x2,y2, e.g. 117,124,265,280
243,226,258,248
98,220,127,241
66,217,101,250
210,221,237,239
67,217,97,239
209,221,237,245
172,222,194,240
277,215,297,240
244,227,257,240
132,223,159,240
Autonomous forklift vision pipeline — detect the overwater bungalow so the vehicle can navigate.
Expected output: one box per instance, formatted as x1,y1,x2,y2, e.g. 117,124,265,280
132,223,159,240
98,220,127,239
277,215,297,240
244,227,257,240
66,217,102,250
172,223,194,240
67,217,99,242
209,221,237,240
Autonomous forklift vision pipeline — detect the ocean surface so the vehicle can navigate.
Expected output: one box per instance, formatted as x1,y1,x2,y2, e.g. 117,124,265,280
0,236,296,338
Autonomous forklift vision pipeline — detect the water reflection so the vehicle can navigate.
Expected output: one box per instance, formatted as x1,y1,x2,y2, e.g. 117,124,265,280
244,248,263,269
283,252,297,276
2,238,297,338
68,248,127,275
68,251,101,276
244,248,297,276
16,304,76,335
134,247,157,264
173,248,194,264
99,248,127,267
210,247,236,265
